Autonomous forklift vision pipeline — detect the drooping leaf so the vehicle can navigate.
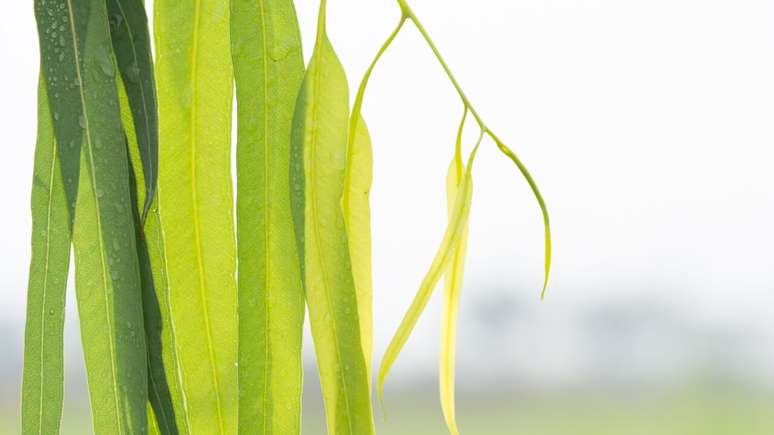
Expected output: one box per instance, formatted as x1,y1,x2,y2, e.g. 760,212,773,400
34,0,150,433
290,2,375,433
154,0,238,433
119,78,188,435
34,0,85,225
230,0,306,433
378,145,480,406
107,0,158,221
342,15,407,387
439,112,470,435
489,133,552,298
342,115,373,381
21,80,71,435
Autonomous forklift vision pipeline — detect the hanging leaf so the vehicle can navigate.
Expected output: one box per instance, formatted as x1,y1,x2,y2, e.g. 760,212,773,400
154,0,238,433
231,0,306,433
438,112,470,435
343,14,407,387
21,80,71,435
342,114,373,381
34,0,150,433
378,144,480,406
107,0,159,221
290,2,375,433
490,133,552,298
118,78,188,435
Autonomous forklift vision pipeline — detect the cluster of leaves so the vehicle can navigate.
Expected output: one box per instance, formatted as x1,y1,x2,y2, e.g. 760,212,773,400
22,0,550,434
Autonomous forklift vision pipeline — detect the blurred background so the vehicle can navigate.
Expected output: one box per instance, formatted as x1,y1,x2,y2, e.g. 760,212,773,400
2,0,774,433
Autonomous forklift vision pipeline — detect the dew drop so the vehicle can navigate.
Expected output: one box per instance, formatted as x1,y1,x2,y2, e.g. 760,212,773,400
96,47,115,77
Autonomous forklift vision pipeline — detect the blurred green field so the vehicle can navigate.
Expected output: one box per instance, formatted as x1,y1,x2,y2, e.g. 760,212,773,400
3,387,773,434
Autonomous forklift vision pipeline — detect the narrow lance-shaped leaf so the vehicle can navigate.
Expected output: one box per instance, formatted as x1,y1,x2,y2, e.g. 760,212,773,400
154,0,238,433
440,110,470,435
35,0,150,433
107,0,159,221
231,0,306,433
34,0,84,225
21,80,71,435
378,142,481,405
291,1,375,433
118,78,188,435
343,16,406,385
489,133,552,298
341,115,373,382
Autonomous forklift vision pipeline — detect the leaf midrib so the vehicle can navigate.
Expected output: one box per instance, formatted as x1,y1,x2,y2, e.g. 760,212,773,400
257,1,273,433
35,131,58,435
307,39,356,435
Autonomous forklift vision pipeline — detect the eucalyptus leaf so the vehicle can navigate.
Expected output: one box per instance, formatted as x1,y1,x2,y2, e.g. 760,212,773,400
378,144,479,407
290,2,375,433
119,77,187,435
107,0,158,221
231,0,306,433
33,0,150,432
154,0,238,432
21,80,71,435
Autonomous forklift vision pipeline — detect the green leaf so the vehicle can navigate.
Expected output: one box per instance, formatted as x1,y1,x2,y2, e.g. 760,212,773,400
342,115,373,381
35,0,150,433
107,0,158,221
291,2,375,433
489,133,552,299
21,80,71,435
154,0,238,433
119,77,188,435
378,144,480,408
34,0,86,225
231,0,306,433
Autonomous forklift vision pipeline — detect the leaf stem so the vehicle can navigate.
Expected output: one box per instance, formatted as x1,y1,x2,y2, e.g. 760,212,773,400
349,18,407,145
398,1,487,130
397,0,552,298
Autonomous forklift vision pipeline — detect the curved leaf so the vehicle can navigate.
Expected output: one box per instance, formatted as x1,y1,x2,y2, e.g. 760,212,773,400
378,145,479,407
290,2,375,433
489,133,552,298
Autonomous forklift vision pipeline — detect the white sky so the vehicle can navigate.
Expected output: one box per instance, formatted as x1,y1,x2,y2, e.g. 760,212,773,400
1,0,774,389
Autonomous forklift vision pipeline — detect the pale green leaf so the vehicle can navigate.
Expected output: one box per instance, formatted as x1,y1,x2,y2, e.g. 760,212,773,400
154,0,238,433
440,158,469,435
490,134,552,298
290,2,375,433
439,111,470,435
378,146,479,407
231,0,306,433
342,115,374,382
